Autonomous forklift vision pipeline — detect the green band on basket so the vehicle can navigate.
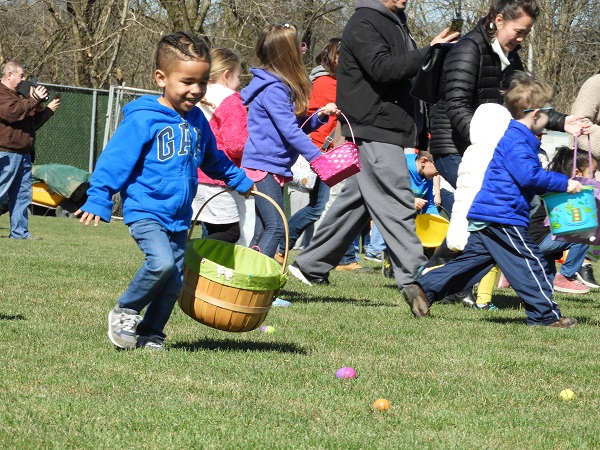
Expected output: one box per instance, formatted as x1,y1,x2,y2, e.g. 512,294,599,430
184,239,288,291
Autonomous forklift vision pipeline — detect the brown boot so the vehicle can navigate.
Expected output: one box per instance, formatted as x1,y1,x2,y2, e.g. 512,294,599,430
402,284,430,318
274,252,285,264
335,262,373,273
547,317,578,328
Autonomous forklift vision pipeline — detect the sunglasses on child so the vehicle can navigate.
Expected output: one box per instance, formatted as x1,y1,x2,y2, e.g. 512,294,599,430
522,107,554,114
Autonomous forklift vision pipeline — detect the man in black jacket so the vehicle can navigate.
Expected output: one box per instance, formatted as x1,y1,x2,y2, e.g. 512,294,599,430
290,0,457,290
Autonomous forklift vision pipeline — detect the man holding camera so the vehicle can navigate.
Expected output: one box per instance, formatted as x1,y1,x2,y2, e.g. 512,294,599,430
0,60,60,239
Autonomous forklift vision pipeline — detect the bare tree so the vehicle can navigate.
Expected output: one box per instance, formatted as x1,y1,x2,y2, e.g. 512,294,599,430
156,0,211,34
41,0,133,88
1,0,597,103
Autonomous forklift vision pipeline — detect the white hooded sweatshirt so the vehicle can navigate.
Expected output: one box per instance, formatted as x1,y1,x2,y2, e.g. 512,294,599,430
446,103,512,251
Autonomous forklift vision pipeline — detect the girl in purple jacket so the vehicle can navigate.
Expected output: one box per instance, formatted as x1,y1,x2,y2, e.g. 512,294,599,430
241,23,338,257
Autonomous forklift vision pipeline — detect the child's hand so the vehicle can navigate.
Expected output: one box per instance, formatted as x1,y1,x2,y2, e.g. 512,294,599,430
244,183,257,198
567,179,583,194
415,198,428,211
318,103,340,119
434,192,442,207
75,209,101,227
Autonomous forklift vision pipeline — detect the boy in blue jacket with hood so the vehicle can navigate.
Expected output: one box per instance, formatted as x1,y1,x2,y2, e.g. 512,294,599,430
76,32,254,350
403,73,583,328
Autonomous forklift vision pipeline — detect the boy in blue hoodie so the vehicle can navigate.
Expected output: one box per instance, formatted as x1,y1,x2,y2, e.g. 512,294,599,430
76,32,254,350
402,73,583,328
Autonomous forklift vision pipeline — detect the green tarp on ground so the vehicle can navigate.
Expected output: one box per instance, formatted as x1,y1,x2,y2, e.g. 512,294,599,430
32,164,91,201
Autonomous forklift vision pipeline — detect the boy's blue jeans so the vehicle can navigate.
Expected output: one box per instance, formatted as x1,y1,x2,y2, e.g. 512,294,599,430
117,219,187,341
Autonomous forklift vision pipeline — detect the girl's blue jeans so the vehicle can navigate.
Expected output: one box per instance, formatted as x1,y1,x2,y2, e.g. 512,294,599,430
250,174,285,257
537,234,589,278
117,219,187,340
280,179,330,250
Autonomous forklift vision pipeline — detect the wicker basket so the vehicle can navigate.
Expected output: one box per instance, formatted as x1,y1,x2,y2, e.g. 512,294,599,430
178,190,288,332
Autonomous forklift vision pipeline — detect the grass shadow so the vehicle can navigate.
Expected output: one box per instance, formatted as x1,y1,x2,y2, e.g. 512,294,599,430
170,337,308,354
485,292,524,310
483,317,528,325
0,313,26,321
278,290,392,306
562,296,600,307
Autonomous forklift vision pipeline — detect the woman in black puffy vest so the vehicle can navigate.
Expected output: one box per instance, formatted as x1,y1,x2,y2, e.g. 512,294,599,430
430,0,578,214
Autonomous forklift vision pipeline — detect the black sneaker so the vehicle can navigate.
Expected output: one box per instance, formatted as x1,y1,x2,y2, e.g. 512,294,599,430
441,289,476,307
575,264,600,288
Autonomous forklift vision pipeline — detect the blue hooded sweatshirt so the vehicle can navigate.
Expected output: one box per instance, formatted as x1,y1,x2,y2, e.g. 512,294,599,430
241,68,326,177
82,95,253,232
468,120,567,227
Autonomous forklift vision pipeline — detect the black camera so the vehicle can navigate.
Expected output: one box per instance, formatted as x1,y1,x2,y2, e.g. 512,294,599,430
18,77,49,101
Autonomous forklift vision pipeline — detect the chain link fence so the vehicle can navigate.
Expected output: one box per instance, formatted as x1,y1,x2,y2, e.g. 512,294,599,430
35,84,160,172
32,84,159,217
34,84,109,172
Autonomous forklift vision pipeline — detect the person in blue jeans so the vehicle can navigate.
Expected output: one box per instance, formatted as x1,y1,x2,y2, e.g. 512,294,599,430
76,32,254,350
274,38,341,261
529,145,597,294
241,24,338,257
365,150,440,261
0,60,61,239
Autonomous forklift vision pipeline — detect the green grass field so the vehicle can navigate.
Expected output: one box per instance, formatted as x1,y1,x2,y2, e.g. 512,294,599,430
1,214,599,449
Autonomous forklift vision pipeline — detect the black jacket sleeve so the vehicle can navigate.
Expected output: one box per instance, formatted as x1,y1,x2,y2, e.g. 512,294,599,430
444,39,481,144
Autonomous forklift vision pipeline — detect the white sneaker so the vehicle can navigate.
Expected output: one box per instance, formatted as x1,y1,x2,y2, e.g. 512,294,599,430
108,306,142,349
288,263,312,286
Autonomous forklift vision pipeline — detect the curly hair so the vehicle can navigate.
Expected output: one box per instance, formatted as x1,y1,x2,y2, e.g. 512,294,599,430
549,145,597,177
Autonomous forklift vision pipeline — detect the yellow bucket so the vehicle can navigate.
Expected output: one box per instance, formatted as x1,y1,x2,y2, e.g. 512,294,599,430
415,214,450,248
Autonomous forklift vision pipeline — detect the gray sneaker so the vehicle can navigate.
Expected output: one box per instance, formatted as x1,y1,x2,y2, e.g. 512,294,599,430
137,335,164,351
108,306,142,349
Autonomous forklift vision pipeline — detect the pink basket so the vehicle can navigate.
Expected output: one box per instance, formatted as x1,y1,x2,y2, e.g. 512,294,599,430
302,111,361,187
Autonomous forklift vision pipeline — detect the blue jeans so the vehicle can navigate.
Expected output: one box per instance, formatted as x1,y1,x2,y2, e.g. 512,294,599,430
339,242,358,265
433,153,462,216
251,174,285,257
0,152,33,239
366,223,386,255
537,235,589,278
118,219,187,340
280,179,330,251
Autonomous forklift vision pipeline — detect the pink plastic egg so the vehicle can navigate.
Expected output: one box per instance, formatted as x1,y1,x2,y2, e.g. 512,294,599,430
335,367,357,379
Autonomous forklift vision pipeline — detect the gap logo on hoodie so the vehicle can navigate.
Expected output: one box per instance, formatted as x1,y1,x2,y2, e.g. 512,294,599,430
157,123,202,162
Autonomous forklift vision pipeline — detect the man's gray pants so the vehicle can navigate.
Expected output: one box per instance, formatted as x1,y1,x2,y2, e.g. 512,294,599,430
294,139,427,289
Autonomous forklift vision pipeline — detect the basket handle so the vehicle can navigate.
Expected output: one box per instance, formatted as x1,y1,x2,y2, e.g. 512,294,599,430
188,189,289,274
572,133,592,179
301,108,356,147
